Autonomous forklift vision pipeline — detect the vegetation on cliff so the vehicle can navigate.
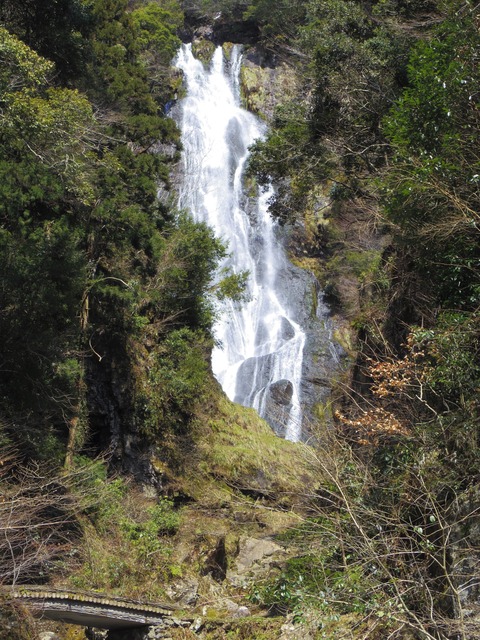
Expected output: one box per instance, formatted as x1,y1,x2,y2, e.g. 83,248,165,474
0,0,241,469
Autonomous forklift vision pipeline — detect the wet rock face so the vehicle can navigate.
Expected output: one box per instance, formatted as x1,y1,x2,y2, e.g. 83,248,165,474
211,19,260,45
271,230,344,437
262,380,294,438
269,379,294,406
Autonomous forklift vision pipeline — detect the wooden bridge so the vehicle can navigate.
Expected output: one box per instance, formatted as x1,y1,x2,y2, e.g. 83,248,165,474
9,586,183,630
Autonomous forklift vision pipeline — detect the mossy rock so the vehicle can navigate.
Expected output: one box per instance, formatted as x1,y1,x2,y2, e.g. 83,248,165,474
240,60,299,121
290,255,325,284
239,64,271,119
333,324,355,356
191,39,216,66
222,42,234,60
63,627,88,640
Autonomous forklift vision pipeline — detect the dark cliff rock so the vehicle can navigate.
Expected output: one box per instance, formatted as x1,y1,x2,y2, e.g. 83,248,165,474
85,337,162,490
180,10,260,46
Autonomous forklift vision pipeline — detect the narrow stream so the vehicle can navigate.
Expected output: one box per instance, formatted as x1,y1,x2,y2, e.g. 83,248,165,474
175,44,306,441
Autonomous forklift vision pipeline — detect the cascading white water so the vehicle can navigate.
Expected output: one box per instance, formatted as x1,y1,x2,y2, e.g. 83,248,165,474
175,44,306,441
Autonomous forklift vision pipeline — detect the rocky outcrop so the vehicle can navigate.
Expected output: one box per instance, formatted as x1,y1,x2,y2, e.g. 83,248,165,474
181,10,259,46
186,35,299,122
86,349,163,490
239,49,299,121
227,536,287,587
266,225,344,437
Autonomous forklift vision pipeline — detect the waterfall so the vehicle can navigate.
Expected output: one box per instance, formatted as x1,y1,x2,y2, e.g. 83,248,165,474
175,44,306,441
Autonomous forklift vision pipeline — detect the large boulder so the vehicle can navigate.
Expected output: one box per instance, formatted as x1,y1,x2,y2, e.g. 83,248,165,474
227,536,287,587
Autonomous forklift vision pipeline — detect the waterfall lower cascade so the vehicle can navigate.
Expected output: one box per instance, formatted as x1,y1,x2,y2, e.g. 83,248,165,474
175,44,306,441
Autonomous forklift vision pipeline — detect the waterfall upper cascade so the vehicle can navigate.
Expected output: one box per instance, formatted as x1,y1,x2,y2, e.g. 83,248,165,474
175,44,307,441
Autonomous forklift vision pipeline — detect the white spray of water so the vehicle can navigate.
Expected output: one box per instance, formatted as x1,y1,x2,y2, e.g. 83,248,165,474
175,44,305,441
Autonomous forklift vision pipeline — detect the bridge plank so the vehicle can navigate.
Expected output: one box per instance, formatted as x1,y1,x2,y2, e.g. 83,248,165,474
6,587,180,630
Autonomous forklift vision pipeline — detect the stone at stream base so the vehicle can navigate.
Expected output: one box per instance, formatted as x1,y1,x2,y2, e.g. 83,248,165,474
262,380,294,438
268,379,294,406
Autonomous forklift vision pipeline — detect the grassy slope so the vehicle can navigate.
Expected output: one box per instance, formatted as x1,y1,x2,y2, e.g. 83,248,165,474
49,383,318,638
